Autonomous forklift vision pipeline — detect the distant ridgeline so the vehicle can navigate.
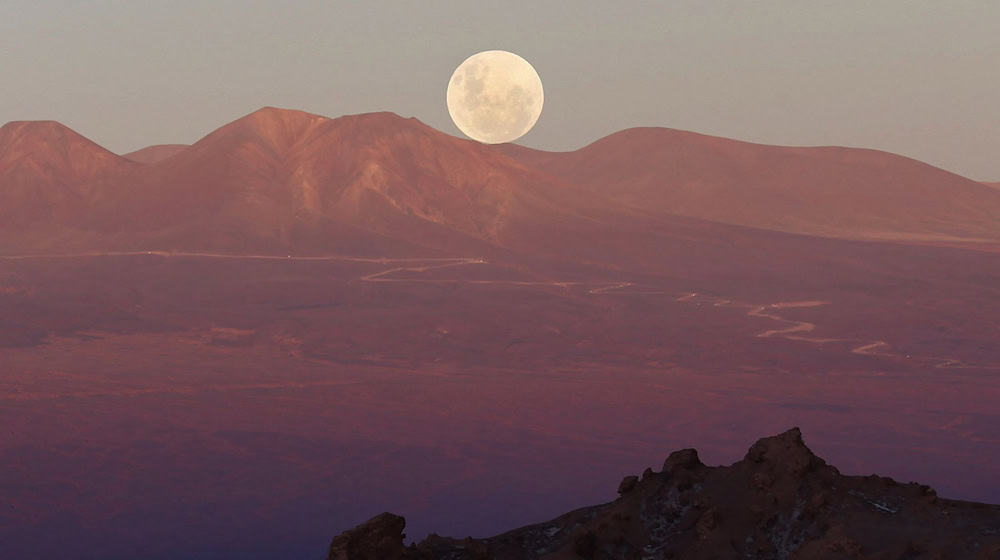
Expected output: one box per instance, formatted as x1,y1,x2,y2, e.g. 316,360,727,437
3,107,1000,258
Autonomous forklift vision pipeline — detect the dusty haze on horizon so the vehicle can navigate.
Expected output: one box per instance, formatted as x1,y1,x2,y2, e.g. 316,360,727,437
1,0,998,180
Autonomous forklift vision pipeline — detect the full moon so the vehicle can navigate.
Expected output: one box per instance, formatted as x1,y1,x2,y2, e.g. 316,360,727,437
446,50,544,144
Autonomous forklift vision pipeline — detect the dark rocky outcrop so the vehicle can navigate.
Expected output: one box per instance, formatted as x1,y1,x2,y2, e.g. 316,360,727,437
327,428,1000,559
327,513,409,560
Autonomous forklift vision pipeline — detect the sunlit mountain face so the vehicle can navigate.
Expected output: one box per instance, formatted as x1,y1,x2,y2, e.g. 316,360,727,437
5,108,1000,254
2,109,999,559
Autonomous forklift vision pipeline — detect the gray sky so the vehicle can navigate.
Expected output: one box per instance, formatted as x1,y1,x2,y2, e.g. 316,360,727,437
2,1,998,180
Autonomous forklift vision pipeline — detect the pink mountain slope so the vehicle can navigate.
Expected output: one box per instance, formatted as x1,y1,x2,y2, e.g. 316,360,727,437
82,107,646,255
5,110,998,257
499,129,1000,242
122,144,189,164
0,121,136,231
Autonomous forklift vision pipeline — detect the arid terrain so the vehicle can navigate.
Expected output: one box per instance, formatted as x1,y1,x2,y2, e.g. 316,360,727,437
328,429,1000,559
1,109,998,559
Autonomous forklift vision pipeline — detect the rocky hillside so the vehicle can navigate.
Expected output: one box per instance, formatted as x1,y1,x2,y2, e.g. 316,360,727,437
327,429,1000,559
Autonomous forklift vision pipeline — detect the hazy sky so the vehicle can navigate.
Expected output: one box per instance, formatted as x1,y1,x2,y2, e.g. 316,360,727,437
2,1,998,180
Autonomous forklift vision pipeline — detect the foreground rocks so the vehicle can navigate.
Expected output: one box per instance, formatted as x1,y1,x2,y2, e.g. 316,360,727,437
327,428,1000,559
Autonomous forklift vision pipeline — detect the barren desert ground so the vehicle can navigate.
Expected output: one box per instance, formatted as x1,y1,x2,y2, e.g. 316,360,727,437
2,239,998,558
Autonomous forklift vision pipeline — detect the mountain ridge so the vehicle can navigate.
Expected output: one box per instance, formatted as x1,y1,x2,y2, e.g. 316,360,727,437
96,107,616,255
122,144,188,164
0,120,137,230
3,108,999,255
497,127,1000,242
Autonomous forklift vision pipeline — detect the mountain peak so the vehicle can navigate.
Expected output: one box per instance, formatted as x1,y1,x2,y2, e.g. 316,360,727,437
245,105,328,124
209,106,331,147
196,108,430,156
233,107,419,131
335,110,419,126
2,119,74,134
2,119,61,132
0,120,133,228
1,120,112,152
0,119,128,172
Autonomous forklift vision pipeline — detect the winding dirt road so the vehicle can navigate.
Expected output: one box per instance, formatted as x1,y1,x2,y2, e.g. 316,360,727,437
3,251,996,370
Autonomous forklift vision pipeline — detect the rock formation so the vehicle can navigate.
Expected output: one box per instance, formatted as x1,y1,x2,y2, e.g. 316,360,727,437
327,428,1000,559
